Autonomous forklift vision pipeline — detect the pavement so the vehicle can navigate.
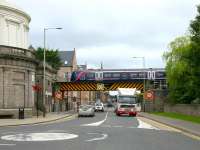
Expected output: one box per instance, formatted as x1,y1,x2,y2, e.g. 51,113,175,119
139,112,200,137
0,111,76,127
0,108,199,150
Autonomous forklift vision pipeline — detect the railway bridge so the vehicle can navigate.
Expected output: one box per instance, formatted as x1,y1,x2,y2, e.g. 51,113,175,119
56,68,167,92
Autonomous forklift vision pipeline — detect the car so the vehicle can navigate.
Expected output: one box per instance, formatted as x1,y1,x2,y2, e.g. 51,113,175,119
78,105,95,117
115,104,137,117
95,102,104,112
107,100,113,107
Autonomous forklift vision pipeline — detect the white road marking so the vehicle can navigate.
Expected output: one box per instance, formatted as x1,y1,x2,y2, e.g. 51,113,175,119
46,130,67,133
1,133,78,141
112,125,123,128
101,125,112,128
81,112,108,126
86,133,108,142
128,126,137,129
1,132,22,135
137,118,159,130
0,144,16,146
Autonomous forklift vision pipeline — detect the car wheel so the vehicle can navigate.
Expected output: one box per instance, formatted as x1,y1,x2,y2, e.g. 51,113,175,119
116,113,120,116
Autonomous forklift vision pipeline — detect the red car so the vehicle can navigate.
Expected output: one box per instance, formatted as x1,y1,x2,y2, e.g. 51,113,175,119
116,104,137,117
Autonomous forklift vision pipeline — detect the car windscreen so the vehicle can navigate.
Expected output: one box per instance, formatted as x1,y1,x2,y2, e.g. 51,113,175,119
120,105,135,108
80,105,91,109
95,103,103,106
118,96,136,104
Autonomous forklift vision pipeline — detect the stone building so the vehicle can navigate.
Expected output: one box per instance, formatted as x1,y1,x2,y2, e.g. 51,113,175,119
57,50,95,111
0,0,36,118
35,62,57,113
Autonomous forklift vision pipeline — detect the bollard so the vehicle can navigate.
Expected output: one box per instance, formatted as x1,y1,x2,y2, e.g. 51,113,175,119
18,107,24,119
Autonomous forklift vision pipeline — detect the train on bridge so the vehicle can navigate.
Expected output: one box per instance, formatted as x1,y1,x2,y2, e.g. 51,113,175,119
70,68,166,82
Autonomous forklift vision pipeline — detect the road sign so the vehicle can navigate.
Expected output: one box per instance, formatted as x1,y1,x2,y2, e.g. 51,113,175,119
144,90,154,100
97,83,104,91
55,91,62,100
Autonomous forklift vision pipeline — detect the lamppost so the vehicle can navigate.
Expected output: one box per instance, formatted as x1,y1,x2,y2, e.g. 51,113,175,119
43,27,62,117
132,56,146,111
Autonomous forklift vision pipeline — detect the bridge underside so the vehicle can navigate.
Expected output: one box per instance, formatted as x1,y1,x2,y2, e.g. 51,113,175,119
59,81,144,91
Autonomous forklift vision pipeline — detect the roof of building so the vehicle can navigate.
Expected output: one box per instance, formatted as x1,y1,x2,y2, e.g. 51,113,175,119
0,0,31,21
58,51,75,67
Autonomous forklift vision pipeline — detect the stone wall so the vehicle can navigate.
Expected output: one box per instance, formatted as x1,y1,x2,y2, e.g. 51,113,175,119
0,108,32,118
164,104,200,116
0,45,37,117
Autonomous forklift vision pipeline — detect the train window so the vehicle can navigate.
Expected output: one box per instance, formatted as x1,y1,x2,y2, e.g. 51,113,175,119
138,72,145,78
112,73,120,78
87,73,95,78
104,73,112,78
100,73,103,78
121,73,128,78
152,71,155,80
155,72,166,78
130,73,138,78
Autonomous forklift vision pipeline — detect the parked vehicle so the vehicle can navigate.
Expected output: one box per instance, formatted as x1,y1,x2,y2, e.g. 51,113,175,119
78,105,95,117
95,102,104,112
107,100,113,107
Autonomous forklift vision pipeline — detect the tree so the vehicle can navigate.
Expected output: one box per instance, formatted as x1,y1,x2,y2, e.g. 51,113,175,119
163,36,194,104
163,4,200,104
189,5,200,102
35,47,62,70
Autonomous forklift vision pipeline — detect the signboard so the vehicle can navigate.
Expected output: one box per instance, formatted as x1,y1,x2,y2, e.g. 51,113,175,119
32,84,42,92
64,91,68,98
144,90,154,101
55,91,62,100
97,83,104,91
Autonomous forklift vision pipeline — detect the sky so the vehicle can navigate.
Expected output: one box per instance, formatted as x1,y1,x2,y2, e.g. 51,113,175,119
9,0,200,69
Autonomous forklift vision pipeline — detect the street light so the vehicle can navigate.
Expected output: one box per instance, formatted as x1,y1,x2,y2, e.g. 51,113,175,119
43,27,62,117
132,56,146,111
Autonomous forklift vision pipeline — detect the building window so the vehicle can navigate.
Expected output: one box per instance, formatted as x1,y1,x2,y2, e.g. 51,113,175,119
64,60,68,65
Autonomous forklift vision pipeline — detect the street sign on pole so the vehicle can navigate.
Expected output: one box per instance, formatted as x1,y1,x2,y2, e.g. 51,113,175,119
144,90,154,101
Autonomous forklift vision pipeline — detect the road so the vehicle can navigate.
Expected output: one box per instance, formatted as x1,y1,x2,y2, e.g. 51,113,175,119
0,108,199,150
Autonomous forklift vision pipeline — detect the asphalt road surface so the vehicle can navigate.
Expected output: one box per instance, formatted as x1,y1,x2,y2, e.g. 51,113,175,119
0,108,200,150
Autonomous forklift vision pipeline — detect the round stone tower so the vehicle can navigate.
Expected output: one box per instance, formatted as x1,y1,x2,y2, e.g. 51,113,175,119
0,0,36,118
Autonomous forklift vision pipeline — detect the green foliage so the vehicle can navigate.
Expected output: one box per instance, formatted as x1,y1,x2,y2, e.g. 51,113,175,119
136,93,143,103
163,5,200,104
150,112,200,124
163,36,194,104
189,4,200,101
35,47,62,70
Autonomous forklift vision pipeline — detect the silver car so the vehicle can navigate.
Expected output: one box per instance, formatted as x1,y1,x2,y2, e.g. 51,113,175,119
78,105,95,117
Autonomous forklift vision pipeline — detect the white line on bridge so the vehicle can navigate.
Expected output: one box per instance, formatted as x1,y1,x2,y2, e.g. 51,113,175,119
81,112,108,126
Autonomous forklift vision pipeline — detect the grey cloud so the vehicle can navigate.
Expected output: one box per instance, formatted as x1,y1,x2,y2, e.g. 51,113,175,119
9,0,200,68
